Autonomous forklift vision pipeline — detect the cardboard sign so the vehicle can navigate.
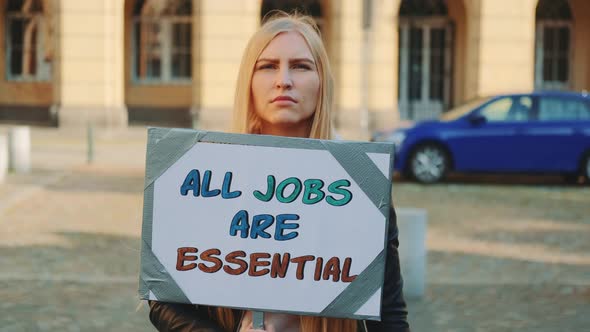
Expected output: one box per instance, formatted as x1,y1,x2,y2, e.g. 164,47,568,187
139,127,394,320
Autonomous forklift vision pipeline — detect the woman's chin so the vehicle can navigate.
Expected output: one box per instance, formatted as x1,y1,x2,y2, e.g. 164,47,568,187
259,115,313,135
265,112,306,125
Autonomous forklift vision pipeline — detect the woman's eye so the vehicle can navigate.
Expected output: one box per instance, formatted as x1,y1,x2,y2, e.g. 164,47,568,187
257,64,276,70
292,63,311,70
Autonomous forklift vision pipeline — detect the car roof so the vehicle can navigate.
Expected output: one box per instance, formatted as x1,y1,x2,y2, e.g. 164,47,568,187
496,90,590,99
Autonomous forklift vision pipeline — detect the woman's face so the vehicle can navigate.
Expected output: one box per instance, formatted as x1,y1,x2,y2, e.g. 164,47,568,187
251,31,320,137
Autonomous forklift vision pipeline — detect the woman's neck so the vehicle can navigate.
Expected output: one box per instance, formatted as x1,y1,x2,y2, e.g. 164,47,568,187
259,122,312,138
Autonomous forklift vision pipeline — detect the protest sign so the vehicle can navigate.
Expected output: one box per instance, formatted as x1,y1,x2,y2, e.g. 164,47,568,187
139,127,394,320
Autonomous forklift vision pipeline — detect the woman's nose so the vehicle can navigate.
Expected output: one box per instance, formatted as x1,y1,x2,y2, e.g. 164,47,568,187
276,67,293,89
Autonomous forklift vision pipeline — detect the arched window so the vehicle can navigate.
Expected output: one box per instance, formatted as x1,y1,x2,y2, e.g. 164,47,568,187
399,0,447,17
535,0,572,90
5,0,53,81
132,0,192,83
536,0,572,20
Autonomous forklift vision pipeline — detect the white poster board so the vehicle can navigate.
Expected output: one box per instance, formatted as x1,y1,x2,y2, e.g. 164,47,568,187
139,128,394,320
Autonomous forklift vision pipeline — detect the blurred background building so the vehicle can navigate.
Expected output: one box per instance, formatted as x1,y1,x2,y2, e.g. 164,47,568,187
0,0,589,139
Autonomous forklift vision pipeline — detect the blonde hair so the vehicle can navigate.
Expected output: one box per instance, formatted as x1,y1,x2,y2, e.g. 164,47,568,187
231,12,334,140
210,308,358,332
218,15,354,332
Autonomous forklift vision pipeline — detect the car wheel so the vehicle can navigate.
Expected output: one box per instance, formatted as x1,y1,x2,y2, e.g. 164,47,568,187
409,145,448,184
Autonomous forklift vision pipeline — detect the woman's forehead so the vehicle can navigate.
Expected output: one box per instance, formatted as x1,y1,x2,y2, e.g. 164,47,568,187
258,31,314,60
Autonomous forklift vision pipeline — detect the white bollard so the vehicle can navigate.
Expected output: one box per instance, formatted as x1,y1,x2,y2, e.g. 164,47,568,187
8,126,31,173
396,207,427,298
0,135,7,183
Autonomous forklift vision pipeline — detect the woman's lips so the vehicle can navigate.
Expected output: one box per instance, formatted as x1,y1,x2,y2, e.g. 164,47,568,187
272,96,297,103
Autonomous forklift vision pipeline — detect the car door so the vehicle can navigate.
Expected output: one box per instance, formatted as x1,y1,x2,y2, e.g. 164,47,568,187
523,95,590,172
447,96,533,172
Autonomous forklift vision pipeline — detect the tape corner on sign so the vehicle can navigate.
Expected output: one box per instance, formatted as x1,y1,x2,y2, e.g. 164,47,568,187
138,277,150,300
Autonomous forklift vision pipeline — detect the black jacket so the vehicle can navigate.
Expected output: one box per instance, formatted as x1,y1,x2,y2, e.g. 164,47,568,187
148,207,410,332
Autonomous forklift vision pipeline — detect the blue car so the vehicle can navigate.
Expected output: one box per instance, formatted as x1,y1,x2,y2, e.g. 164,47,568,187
374,91,590,183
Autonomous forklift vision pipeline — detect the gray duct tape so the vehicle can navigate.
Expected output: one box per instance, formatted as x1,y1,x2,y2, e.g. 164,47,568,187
140,239,190,303
322,141,391,218
144,128,205,189
200,131,315,149
141,183,155,248
138,277,150,299
197,131,393,154
139,182,190,303
320,249,386,319
138,183,155,298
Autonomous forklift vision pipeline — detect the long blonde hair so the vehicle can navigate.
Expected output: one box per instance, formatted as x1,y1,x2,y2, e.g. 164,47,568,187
215,12,356,332
210,308,358,332
231,12,334,140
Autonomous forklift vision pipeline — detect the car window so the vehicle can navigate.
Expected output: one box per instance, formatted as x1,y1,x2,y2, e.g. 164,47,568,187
538,97,590,121
480,96,532,122
585,102,590,120
440,97,490,121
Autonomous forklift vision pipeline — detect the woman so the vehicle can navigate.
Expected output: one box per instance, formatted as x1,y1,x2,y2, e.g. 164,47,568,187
149,13,410,332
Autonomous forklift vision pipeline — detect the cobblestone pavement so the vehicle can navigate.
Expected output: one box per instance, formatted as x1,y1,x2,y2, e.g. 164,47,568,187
0,126,589,332
394,182,590,332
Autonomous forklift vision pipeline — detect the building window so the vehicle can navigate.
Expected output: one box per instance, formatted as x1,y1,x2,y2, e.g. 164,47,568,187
535,0,572,90
5,0,53,81
133,0,192,83
398,0,452,121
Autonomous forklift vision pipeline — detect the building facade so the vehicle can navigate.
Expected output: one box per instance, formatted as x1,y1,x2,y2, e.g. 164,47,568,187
1,0,589,139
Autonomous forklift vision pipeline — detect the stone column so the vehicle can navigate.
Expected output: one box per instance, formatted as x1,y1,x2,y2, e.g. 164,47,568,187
571,0,590,92
463,0,482,101
368,0,398,132
8,127,31,173
397,207,428,298
54,0,127,128
331,0,363,140
465,0,536,99
194,0,258,132
0,135,7,183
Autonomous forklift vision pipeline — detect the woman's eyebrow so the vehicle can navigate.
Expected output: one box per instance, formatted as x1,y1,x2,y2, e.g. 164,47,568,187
256,57,315,64
256,58,279,63
290,58,315,64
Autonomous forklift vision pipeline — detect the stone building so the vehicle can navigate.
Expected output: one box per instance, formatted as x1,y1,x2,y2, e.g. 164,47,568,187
1,0,589,139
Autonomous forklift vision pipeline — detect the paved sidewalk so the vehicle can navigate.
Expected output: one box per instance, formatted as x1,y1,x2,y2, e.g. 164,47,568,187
1,126,589,331
396,183,590,332
0,126,153,332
